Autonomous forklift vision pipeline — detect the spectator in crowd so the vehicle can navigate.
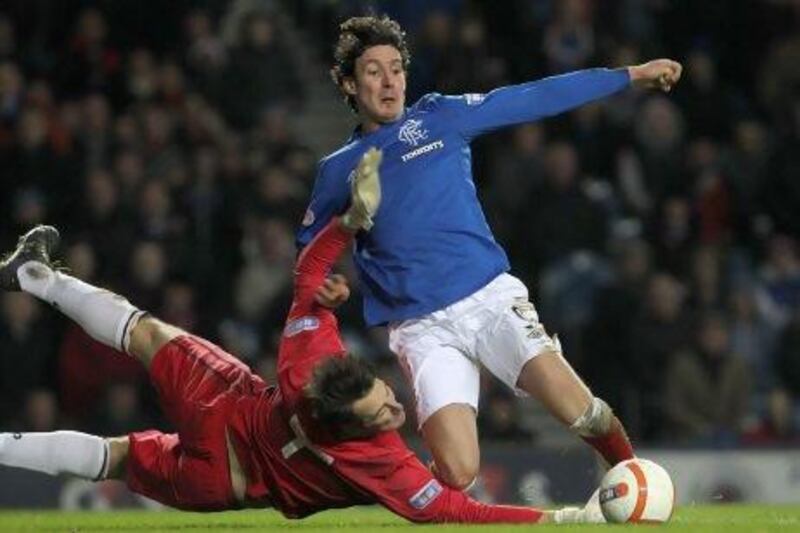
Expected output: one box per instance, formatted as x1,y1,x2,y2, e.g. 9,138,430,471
687,246,727,313
406,10,454,101
759,94,800,237
76,168,135,280
543,0,595,73
725,119,772,223
775,306,800,400
676,48,737,139
622,97,688,217
58,9,121,99
583,239,652,419
234,216,295,331
755,235,800,328
628,273,693,440
20,389,60,433
663,313,751,444
478,389,534,443
527,141,608,271
442,15,506,94
182,8,227,98
123,241,169,312
484,123,546,247
90,383,150,437
0,61,24,126
742,388,800,446
0,292,56,422
0,16,16,63
728,285,779,396
218,12,301,129
648,196,696,277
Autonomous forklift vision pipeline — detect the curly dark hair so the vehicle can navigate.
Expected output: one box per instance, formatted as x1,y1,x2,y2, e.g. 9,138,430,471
330,15,411,113
305,356,377,440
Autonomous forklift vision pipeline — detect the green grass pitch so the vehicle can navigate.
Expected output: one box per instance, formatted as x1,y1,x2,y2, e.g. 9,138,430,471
0,505,798,532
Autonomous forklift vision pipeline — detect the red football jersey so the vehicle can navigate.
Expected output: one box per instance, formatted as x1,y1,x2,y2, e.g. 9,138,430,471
226,220,543,523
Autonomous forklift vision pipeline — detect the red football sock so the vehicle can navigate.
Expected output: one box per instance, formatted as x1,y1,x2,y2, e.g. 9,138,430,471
581,417,634,466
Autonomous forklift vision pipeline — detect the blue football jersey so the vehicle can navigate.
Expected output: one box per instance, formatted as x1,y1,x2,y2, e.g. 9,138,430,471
297,68,630,325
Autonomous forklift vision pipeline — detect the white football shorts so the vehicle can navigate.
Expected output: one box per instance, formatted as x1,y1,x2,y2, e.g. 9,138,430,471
388,273,558,427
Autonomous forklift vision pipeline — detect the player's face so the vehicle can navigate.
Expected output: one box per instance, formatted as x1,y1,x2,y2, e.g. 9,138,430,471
352,378,406,433
346,45,406,131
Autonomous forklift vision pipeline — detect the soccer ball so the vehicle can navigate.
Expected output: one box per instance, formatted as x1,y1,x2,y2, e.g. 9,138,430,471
599,458,675,523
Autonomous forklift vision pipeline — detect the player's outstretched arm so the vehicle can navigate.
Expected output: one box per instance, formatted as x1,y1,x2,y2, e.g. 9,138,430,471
447,60,683,139
333,444,605,524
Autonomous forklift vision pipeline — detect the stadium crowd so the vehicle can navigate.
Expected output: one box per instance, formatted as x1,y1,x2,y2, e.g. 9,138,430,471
1,0,799,449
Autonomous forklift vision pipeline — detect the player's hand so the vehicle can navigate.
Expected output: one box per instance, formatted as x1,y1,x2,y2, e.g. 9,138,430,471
314,274,350,308
341,147,383,232
628,59,683,92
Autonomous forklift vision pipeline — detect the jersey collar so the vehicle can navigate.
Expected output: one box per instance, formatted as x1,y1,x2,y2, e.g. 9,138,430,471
348,108,409,142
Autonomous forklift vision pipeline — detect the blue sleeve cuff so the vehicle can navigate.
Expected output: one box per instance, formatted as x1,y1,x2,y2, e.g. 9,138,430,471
613,67,632,86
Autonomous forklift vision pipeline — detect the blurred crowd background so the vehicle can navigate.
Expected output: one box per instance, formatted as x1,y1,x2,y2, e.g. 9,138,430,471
1,0,799,450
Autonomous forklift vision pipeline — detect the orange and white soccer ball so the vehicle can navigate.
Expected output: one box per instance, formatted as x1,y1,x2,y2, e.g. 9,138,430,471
599,458,675,523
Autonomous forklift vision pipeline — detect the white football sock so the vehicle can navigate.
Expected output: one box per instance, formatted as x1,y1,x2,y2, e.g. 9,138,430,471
552,506,585,524
17,261,143,352
0,431,110,480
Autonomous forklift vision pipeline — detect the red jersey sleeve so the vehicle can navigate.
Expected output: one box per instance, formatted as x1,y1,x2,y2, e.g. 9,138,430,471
290,218,353,318
278,219,353,407
326,433,544,524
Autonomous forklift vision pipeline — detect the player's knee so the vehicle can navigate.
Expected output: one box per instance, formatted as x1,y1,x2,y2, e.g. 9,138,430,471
106,437,129,480
570,397,614,437
128,317,184,366
434,455,479,490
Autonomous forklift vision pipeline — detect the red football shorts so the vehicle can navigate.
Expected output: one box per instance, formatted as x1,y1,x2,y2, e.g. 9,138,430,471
126,334,265,511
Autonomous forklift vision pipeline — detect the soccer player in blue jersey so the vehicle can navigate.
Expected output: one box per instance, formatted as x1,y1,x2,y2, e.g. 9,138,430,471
298,15,682,491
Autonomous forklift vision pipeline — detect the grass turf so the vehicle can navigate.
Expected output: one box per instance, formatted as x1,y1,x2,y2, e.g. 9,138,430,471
0,505,798,532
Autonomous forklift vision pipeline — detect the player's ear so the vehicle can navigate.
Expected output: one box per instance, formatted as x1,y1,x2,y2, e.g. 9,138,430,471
342,77,357,97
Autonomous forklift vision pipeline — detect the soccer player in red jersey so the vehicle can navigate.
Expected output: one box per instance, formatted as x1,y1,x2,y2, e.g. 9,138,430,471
0,150,595,524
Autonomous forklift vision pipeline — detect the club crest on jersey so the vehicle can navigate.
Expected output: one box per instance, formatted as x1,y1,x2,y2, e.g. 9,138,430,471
284,316,320,337
409,479,443,509
398,119,428,147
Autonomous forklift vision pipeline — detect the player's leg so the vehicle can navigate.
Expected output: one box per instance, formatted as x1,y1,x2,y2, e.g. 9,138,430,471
124,430,238,511
119,322,260,509
13,423,246,510
0,430,111,480
516,347,592,425
389,322,482,490
1,226,145,351
516,350,634,466
476,274,634,466
0,227,172,482
106,436,130,479
420,404,480,490
0,429,240,512
0,225,185,369
127,316,186,369
0,227,246,506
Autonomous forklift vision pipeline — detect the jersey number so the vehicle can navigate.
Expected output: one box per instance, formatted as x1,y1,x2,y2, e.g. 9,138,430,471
281,415,334,465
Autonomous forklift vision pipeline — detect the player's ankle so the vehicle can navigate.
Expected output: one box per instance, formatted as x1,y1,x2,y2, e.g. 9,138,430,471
551,506,585,524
